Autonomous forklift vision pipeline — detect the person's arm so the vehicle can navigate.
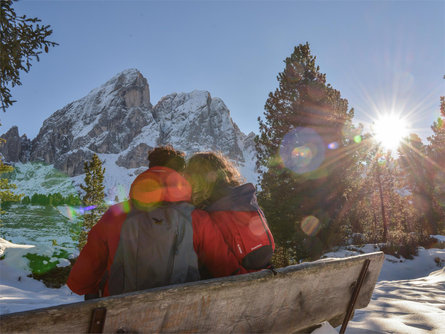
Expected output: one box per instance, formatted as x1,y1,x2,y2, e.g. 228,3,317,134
66,216,109,295
192,209,247,277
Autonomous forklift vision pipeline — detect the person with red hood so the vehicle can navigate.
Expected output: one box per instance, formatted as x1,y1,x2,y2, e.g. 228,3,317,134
67,146,243,298
185,152,275,277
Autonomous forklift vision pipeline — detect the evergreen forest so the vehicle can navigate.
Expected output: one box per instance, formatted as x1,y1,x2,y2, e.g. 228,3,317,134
256,43,445,265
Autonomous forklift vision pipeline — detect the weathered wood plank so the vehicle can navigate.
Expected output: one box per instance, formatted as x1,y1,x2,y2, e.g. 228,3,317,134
0,252,384,333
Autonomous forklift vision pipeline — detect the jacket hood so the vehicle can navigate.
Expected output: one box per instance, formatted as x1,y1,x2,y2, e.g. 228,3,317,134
129,166,192,206
206,183,259,212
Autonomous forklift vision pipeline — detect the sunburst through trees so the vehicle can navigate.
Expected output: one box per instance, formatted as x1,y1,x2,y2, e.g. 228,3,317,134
256,44,444,265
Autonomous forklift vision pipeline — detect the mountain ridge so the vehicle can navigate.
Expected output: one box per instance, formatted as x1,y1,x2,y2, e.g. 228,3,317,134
1,69,258,196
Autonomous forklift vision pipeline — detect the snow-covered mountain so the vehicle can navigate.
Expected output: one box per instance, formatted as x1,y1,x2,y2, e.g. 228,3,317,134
0,69,257,197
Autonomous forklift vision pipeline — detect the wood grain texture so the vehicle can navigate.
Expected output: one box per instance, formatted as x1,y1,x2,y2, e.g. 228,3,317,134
0,252,384,333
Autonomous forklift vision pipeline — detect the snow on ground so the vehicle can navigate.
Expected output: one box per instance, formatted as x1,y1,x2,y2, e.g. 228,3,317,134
11,160,137,202
431,234,445,243
321,243,445,334
345,268,445,333
323,244,445,281
0,237,444,334
0,239,82,315
9,162,78,197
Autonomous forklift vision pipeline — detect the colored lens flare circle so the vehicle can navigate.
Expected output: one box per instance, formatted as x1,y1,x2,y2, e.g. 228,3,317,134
58,205,78,220
248,216,266,236
279,127,326,174
300,215,321,236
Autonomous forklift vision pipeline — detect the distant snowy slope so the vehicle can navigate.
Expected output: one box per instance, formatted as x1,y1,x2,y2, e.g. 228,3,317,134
1,69,259,194
6,162,78,196
7,159,138,201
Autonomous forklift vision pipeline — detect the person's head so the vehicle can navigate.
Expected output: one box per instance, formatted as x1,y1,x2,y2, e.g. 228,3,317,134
148,145,186,172
185,152,242,206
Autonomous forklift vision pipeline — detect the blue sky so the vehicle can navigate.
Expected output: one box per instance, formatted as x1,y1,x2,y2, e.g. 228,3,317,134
1,0,444,142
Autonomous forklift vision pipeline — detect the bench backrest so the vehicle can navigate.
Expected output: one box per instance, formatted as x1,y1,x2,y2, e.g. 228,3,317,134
0,252,384,333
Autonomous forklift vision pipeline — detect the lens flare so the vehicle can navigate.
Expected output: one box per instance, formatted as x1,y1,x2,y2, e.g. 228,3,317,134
118,184,128,201
300,215,321,236
291,146,314,167
57,204,101,220
78,205,97,213
373,113,409,151
57,205,79,220
354,135,362,143
248,216,266,236
109,199,131,215
280,127,325,174
328,142,339,150
121,200,131,213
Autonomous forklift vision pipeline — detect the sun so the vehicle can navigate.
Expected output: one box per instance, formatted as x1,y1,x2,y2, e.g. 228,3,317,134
373,113,409,151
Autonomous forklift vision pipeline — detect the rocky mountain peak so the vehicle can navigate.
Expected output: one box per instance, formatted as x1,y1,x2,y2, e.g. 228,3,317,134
0,126,31,163
91,68,151,109
0,69,258,187
23,69,154,175
151,90,245,161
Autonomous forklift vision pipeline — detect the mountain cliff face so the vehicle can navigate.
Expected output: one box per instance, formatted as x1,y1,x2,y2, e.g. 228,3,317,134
0,126,31,163
28,69,153,176
0,69,257,194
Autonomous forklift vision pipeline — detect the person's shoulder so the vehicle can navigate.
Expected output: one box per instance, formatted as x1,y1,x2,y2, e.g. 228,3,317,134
237,183,256,191
234,183,257,199
191,209,213,226
109,202,131,215
192,208,211,219
97,202,130,225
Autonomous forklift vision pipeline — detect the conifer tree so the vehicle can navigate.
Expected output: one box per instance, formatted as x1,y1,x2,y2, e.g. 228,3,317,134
1,0,58,111
78,154,106,250
21,195,30,205
398,134,436,235
0,158,22,216
256,42,356,261
345,138,418,250
428,95,445,169
0,138,22,218
343,140,383,242
425,92,445,231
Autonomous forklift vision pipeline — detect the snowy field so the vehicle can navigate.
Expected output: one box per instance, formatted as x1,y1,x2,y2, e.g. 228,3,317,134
0,238,82,315
1,238,444,333
321,241,445,334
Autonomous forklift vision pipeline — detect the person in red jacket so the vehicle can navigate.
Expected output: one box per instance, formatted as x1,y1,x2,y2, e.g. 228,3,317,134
185,152,275,277
67,146,243,298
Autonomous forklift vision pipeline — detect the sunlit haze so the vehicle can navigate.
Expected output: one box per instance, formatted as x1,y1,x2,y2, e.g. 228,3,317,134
373,113,409,151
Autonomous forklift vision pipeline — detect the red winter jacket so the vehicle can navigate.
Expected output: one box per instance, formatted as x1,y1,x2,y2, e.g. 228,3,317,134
67,166,244,296
205,183,275,272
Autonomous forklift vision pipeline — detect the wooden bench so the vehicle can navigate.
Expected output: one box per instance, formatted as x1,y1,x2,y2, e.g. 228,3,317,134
0,252,384,333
